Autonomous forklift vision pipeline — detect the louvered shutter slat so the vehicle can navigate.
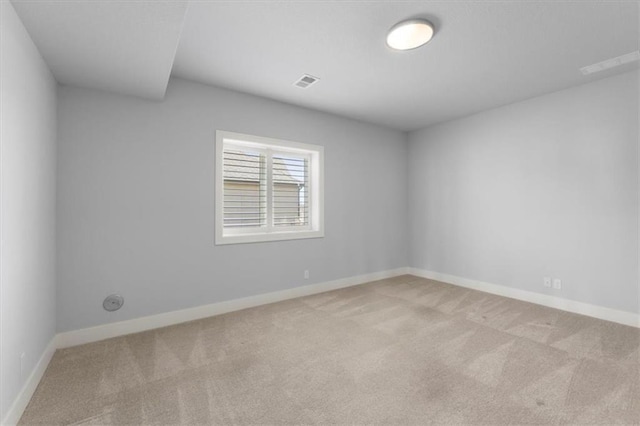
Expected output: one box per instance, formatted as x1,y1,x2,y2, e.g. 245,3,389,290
222,149,266,228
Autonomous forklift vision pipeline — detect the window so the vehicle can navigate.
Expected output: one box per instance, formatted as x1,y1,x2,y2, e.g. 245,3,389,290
215,130,324,245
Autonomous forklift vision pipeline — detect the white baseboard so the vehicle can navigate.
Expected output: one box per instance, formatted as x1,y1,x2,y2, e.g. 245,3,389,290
408,268,640,328
1,337,57,426
56,267,410,349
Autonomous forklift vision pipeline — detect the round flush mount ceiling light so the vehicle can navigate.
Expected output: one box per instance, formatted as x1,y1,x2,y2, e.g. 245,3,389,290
386,19,434,51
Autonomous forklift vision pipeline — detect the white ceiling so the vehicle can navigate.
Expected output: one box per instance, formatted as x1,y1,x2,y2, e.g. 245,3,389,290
11,1,639,130
11,0,188,100
173,1,639,130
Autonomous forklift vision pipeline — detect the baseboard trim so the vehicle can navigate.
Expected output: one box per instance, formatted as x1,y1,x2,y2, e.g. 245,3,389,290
1,337,57,426
56,267,410,349
408,268,640,328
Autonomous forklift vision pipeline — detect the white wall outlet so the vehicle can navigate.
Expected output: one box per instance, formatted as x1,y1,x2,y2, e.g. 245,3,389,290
20,352,26,379
304,270,309,280
543,277,552,288
553,278,562,290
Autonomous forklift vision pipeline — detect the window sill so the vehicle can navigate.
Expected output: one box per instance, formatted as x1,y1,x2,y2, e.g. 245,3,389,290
215,229,324,245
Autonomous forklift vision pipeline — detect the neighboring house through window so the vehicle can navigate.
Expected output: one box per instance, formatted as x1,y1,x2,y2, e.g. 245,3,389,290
215,130,324,244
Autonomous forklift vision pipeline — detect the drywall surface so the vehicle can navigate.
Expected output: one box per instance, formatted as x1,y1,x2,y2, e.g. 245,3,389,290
56,78,408,332
0,1,58,420
408,71,639,314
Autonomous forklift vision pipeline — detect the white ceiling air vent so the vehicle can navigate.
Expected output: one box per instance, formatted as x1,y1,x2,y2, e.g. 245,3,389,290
580,51,640,75
294,74,319,88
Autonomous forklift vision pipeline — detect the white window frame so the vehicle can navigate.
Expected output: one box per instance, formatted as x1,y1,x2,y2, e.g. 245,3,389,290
215,130,324,245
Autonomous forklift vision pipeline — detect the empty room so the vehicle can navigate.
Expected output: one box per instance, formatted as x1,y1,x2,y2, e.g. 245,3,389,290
1,0,639,424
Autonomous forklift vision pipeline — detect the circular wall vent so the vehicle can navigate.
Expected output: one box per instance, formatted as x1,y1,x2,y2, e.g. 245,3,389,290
103,294,124,312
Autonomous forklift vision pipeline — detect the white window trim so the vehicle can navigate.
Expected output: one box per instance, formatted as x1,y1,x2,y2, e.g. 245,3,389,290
215,130,324,245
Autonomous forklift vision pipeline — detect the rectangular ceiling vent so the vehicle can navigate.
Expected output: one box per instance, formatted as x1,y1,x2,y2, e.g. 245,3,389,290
294,74,319,88
580,51,640,75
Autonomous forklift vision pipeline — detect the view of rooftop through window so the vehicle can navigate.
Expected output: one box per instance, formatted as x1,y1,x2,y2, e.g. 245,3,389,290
222,149,308,229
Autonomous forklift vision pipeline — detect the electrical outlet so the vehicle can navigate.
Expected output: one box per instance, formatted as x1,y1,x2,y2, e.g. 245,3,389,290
553,278,562,290
20,352,25,379
304,270,309,280
543,277,552,288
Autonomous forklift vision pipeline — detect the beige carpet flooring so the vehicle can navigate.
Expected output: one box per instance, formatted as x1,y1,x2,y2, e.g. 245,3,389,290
20,275,640,425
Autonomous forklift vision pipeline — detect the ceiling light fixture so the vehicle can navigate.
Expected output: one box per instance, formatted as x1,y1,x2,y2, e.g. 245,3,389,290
386,19,434,51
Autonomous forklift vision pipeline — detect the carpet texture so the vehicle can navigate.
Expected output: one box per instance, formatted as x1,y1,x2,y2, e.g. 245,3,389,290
20,275,640,425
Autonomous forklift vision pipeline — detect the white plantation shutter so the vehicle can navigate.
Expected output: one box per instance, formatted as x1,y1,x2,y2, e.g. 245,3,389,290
222,149,266,228
216,131,323,245
273,154,309,228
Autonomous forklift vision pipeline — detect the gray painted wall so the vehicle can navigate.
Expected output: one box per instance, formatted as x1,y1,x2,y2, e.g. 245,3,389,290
56,78,408,332
0,1,58,420
408,71,639,314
